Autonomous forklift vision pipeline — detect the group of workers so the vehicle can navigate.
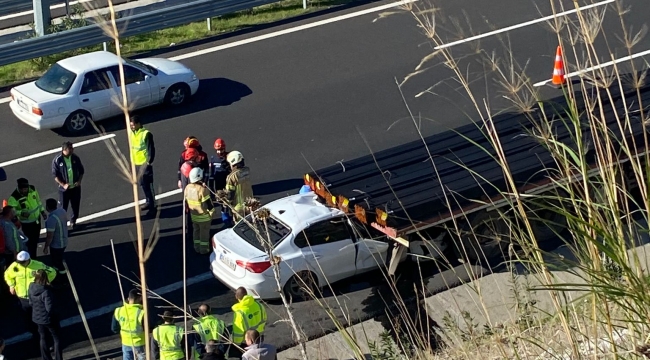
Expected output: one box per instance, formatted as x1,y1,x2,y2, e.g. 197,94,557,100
0,115,270,359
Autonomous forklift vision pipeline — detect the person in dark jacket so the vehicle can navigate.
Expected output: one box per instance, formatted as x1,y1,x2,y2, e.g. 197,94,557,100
201,339,225,360
52,141,84,230
28,269,63,360
178,136,209,191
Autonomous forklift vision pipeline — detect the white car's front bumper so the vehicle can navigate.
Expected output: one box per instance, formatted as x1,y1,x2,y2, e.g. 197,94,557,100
9,100,66,130
209,252,279,300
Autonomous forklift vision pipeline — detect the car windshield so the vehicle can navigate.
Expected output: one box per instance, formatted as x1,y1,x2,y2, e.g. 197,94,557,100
233,213,291,251
124,58,158,76
35,63,77,95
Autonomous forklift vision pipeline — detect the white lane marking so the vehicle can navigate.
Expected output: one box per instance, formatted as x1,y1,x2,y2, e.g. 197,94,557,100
170,0,418,61
434,0,615,50
0,97,10,104
1,0,96,21
533,48,650,87
5,272,214,345
0,134,116,168
38,188,183,235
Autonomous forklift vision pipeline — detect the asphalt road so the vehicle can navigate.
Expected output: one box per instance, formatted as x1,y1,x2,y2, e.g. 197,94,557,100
1,0,649,357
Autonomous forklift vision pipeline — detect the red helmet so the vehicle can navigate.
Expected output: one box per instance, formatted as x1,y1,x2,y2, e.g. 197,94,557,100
213,138,225,150
180,162,194,178
183,148,199,161
184,136,200,149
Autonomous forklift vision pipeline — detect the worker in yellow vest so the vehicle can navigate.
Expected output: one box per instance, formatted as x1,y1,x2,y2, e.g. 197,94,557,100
129,116,156,215
4,251,56,338
152,310,189,360
7,178,47,258
184,167,215,254
231,287,267,348
193,304,227,357
112,289,146,360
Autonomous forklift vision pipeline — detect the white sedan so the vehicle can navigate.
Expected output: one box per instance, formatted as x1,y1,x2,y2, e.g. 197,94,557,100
9,50,200,133
209,192,420,300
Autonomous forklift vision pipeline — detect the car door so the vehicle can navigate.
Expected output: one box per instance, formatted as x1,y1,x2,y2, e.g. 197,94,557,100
294,217,356,284
108,65,152,110
78,69,116,120
348,218,390,274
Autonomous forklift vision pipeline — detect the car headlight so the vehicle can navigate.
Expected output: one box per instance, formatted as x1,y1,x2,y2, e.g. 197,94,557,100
191,74,198,81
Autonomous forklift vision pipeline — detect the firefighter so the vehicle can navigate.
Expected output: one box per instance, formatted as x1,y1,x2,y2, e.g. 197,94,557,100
178,137,209,191
184,168,214,254
210,139,230,194
222,151,253,226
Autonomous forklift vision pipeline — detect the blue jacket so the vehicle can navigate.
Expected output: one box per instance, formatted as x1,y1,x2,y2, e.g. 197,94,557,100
52,153,85,191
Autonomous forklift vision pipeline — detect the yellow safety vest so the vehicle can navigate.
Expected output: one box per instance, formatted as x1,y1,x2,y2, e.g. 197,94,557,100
231,295,267,344
193,315,226,343
130,128,150,166
114,303,145,347
153,324,184,360
184,184,214,222
3,260,56,298
8,186,44,223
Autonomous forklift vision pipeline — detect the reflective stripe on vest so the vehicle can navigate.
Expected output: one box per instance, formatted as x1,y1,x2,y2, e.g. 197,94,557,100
130,128,149,166
232,300,266,343
193,316,225,343
115,305,145,346
154,325,184,360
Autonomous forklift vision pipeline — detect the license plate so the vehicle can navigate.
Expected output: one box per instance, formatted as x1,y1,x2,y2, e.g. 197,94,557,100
17,99,27,110
219,253,236,271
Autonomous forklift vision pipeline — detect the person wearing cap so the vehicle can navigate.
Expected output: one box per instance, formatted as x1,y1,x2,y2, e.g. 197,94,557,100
112,289,146,360
3,251,56,339
151,310,190,360
129,116,157,214
52,141,85,230
43,199,69,279
184,167,214,254
7,178,47,258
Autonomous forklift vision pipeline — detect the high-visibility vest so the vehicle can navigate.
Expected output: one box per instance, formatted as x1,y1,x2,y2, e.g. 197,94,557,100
8,186,43,223
153,324,184,360
193,315,226,343
114,304,145,347
184,184,214,222
231,295,267,344
3,260,56,298
130,128,150,166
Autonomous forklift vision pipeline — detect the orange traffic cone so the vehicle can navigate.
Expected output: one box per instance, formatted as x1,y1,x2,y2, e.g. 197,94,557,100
552,46,566,86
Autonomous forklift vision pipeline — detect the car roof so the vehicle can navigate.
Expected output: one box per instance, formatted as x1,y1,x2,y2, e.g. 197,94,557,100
56,51,120,74
265,193,340,230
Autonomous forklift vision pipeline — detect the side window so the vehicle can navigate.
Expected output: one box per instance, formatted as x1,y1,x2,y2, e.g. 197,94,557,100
294,218,351,248
80,71,111,95
108,66,146,86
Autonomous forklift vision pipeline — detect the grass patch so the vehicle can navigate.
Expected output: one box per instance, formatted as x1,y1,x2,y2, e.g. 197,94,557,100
0,0,353,87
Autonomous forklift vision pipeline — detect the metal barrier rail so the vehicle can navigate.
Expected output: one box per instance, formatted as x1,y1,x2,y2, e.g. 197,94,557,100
0,0,279,67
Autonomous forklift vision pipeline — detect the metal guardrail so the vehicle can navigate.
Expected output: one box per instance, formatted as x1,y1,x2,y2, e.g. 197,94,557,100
0,0,280,67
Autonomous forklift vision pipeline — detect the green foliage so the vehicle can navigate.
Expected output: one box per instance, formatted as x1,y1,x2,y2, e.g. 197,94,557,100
369,331,401,360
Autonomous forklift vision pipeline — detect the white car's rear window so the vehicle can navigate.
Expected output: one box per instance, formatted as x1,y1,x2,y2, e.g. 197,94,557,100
35,64,77,95
233,214,291,251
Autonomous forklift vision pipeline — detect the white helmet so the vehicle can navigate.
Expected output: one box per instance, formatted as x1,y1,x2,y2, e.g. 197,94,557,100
189,167,204,184
227,151,244,167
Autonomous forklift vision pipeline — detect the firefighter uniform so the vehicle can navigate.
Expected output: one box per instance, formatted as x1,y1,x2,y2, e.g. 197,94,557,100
152,324,185,360
231,294,267,345
225,166,253,218
184,182,214,254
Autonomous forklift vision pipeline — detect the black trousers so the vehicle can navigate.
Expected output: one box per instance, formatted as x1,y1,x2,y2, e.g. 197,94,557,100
38,322,63,360
50,247,66,275
21,221,41,258
136,164,155,207
19,298,38,337
59,186,81,224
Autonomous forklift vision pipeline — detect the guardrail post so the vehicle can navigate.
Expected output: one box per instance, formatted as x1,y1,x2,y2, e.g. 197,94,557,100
206,18,211,31
303,0,307,9
32,0,50,37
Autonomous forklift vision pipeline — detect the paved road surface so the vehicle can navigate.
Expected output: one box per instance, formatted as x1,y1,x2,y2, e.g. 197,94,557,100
0,0,648,357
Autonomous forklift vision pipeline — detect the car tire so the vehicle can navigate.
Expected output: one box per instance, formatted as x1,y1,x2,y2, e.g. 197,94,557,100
165,83,190,106
283,271,318,302
64,110,91,134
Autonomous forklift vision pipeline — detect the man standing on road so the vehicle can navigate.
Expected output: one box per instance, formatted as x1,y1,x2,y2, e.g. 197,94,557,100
184,168,215,254
52,141,84,230
241,329,277,360
129,117,156,215
112,289,146,360
193,304,227,357
178,136,209,191
151,310,190,360
7,178,47,258
3,251,56,340
222,151,253,227
231,287,266,352
1,206,26,261
43,199,69,280
210,139,231,226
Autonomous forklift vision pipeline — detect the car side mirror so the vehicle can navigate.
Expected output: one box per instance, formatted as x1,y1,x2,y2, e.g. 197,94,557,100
144,75,150,81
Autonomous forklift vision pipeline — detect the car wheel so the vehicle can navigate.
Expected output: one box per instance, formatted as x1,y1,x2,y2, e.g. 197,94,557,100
64,111,91,133
283,271,318,301
165,83,190,106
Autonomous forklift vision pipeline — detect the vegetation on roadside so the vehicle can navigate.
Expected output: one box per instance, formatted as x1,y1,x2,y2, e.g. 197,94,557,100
0,0,352,87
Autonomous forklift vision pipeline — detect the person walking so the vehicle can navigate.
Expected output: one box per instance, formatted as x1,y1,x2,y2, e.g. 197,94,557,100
222,151,253,227
7,178,47,258
1,206,26,261
192,304,227,357
231,287,266,351
28,269,63,360
3,251,57,340
112,289,146,360
129,117,156,215
184,168,215,254
241,329,277,360
151,310,191,360
43,199,68,279
52,141,84,230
